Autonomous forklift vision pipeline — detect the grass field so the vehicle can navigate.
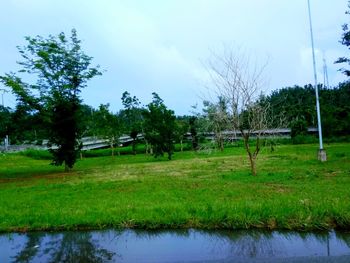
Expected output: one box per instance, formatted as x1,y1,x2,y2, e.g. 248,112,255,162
0,143,350,232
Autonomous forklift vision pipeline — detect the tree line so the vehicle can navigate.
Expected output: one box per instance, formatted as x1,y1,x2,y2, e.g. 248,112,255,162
259,82,350,139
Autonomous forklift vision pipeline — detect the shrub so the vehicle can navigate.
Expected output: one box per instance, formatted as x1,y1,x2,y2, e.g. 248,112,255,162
292,135,318,144
19,149,53,160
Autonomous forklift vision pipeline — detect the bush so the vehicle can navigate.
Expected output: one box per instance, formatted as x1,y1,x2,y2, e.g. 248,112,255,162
19,149,53,160
292,135,318,144
324,136,350,143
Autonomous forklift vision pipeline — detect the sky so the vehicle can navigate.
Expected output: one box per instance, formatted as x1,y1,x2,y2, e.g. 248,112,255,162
0,0,349,115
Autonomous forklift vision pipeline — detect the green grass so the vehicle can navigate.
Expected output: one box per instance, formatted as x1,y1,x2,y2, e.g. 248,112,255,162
0,143,350,232
81,142,193,157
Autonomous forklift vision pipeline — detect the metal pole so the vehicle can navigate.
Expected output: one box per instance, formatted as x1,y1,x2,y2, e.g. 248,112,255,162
307,0,326,161
323,54,330,89
0,89,6,107
5,135,8,151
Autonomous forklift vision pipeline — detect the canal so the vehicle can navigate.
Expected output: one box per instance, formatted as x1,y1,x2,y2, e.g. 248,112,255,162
1,229,350,262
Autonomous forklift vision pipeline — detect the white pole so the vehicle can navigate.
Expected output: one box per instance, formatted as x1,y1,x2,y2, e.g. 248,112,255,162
323,54,330,89
5,135,9,151
307,0,326,161
0,89,5,107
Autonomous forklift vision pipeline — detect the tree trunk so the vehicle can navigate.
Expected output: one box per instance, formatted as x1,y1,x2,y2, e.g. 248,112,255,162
180,139,183,152
64,163,70,172
215,130,224,152
248,155,257,176
145,140,150,154
242,132,257,176
219,137,224,152
110,138,115,157
132,139,136,155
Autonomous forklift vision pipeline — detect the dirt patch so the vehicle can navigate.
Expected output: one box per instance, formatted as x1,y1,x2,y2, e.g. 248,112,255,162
264,183,291,193
0,171,80,185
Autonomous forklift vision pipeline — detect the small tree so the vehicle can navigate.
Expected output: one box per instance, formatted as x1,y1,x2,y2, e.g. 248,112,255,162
203,96,229,151
206,48,270,176
95,104,123,157
143,93,176,160
0,29,101,171
79,104,98,138
189,116,199,151
174,117,189,152
121,91,143,155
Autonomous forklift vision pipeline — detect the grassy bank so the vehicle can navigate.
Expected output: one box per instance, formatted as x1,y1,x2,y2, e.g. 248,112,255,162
0,143,350,232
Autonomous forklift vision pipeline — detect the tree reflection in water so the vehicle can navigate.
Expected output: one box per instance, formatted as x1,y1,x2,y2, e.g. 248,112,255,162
13,233,42,263
205,230,279,258
129,229,350,259
7,229,350,262
200,230,331,258
13,232,116,263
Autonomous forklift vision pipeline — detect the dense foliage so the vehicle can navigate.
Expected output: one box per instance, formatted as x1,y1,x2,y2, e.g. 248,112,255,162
142,93,177,160
2,83,349,151
0,29,101,170
259,83,350,138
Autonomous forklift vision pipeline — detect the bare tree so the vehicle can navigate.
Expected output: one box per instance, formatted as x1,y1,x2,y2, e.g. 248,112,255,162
203,96,229,151
206,48,270,176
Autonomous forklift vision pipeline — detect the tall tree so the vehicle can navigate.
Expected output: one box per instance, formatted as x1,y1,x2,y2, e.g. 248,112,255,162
143,93,176,160
0,29,101,171
335,0,350,76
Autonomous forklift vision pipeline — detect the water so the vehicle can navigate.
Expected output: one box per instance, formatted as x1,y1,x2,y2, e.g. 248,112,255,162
1,229,350,262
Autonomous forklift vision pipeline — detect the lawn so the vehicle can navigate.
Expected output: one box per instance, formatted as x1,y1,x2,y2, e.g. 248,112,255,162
0,143,349,232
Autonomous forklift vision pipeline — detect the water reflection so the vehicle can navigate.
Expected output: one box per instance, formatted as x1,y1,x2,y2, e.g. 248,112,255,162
13,232,42,262
1,229,350,262
11,232,115,263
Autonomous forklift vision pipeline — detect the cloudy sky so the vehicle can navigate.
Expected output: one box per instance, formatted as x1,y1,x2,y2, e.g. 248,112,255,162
0,0,348,115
